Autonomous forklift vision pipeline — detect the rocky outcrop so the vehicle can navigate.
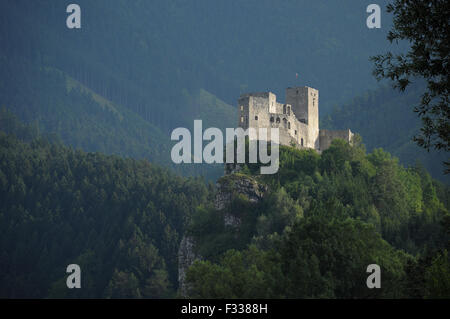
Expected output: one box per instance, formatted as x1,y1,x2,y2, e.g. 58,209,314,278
224,163,243,175
177,235,199,297
215,173,267,209
178,173,267,297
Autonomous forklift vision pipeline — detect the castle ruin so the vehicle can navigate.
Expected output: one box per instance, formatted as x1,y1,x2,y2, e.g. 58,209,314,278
238,86,353,152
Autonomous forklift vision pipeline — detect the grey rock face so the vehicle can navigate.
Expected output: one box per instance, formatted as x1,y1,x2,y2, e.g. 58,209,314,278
177,235,199,297
178,173,267,296
215,174,267,210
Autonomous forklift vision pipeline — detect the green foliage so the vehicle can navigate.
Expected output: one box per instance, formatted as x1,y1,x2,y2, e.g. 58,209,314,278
187,138,450,298
188,217,410,298
187,246,283,299
255,188,303,238
189,185,303,260
0,0,395,118
424,250,450,299
371,0,450,158
322,84,449,183
0,132,209,298
1,0,448,300
280,217,409,298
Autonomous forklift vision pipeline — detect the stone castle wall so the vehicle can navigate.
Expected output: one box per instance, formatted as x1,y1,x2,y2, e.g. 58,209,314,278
286,86,319,149
238,86,352,152
319,129,354,151
238,90,312,148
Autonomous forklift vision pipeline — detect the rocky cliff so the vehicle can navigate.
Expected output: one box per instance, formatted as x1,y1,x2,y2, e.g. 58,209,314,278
177,173,267,296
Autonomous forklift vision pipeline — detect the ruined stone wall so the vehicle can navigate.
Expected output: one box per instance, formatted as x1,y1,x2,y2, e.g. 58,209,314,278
319,129,354,151
238,87,352,152
286,87,319,149
241,91,306,147
295,121,309,148
237,95,250,129
248,95,271,133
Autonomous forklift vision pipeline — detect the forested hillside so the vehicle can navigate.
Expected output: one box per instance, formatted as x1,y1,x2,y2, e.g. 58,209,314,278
0,0,394,114
1,114,448,298
0,122,211,298
0,0,397,142
322,84,449,183
0,57,170,164
186,141,450,298
0,0,448,300
0,0,431,183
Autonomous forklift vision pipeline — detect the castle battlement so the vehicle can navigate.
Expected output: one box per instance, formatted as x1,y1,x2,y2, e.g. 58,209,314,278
237,86,353,151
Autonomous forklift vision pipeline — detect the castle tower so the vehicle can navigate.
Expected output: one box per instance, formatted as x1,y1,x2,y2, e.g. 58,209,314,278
237,95,251,130
286,86,319,149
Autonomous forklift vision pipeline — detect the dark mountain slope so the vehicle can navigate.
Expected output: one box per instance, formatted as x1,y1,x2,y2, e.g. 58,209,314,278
322,84,449,183
0,129,209,298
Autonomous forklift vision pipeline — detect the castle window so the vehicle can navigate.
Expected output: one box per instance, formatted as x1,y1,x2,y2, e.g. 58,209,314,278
241,116,244,123
301,138,304,146
283,105,286,114
255,115,258,120
288,122,291,129
283,118,287,127
240,105,244,111
287,106,291,115
295,130,297,135
276,117,280,123
270,116,274,123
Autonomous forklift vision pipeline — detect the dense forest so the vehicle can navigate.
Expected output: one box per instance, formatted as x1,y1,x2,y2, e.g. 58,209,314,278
322,84,449,183
1,0,444,182
0,0,448,299
0,115,211,298
0,0,395,114
186,140,450,298
1,115,448,298
0,0,397,137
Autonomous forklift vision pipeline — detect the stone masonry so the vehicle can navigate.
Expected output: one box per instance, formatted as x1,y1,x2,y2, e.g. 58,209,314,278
237,86,353,151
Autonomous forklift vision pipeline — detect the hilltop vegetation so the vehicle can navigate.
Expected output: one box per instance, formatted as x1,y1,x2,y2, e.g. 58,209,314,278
322,84,449,183
0,58,170,164
0,55,230,180
0,0,448,299
186,140,450,298
0,121,210,298
0,0,438,183
0,115,448,298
